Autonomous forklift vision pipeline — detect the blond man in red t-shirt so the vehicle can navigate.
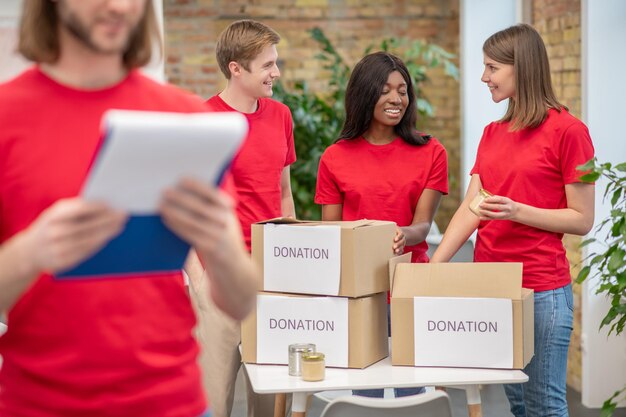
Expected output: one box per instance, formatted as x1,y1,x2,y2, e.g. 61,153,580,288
187,20,296,417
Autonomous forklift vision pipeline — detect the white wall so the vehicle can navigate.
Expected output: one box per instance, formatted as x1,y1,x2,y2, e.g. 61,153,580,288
0,0,20,16
581,0,626,408
459,0,516,195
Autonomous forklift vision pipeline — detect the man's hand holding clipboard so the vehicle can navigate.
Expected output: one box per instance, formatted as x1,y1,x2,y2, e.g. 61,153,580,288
57,110,248,278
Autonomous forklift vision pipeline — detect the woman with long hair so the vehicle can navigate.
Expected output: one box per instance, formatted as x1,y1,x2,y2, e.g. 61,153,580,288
431,24,594,417
315,51,448,398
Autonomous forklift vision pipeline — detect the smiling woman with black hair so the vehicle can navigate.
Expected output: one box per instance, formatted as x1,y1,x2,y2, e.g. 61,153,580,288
316,51,448,263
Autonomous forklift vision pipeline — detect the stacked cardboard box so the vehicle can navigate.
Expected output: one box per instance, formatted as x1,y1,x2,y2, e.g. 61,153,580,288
241,218,396,368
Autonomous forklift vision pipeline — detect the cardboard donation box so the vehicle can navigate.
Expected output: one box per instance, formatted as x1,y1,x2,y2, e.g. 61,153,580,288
241,291,388,369
390,262,534,369
251,218,396,297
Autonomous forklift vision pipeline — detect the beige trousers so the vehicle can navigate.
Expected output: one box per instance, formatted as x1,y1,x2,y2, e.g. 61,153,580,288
189,272,284,417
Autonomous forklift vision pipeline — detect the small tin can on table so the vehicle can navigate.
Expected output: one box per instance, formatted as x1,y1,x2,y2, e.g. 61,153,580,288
288,343,315,376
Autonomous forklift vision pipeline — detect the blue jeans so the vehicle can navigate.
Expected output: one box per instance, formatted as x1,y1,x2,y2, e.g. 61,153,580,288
353,304,425,398
504,283,574,417
198,410,212,417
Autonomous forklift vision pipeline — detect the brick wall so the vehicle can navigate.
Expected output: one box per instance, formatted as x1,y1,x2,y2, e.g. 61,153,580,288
530,0,583,392
162,0,461,228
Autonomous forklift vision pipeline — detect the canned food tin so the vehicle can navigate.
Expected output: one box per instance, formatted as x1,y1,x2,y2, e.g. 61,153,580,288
288,343,315,376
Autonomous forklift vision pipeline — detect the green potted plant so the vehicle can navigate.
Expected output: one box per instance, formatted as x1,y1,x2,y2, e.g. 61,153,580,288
576,158,626,416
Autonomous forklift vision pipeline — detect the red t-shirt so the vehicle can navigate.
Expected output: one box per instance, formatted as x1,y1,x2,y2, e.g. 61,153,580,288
315,136,448,263
206,95,296,250
470,108,594,291
0,67,208,417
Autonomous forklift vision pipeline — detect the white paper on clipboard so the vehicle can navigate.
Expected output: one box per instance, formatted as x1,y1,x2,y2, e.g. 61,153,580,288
82,110,248,214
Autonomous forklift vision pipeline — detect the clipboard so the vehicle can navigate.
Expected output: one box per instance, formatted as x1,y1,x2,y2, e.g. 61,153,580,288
57,109,248,278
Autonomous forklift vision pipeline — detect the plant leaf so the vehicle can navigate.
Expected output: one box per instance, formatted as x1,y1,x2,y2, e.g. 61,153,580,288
580,172,601,182
577,158,597,171
611,219,625,237
608,248,626,272
579,238,597,248
590,254,605,265
576,266,591,283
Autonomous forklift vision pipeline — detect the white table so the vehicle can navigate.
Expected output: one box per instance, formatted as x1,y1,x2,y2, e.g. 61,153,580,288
243,355,527,417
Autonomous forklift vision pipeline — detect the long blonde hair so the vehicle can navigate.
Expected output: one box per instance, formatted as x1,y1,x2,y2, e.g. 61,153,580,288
483,23,565,130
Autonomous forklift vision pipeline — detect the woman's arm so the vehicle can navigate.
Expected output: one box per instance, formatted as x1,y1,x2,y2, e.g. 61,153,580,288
432,175,595,264
396,189,443,255
321,204,343,221
477,182,595,235
430,175,483,262
280,166,296,218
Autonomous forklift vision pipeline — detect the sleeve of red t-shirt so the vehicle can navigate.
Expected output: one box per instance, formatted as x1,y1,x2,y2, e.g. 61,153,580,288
560,122,595,184
470,124,492,176
425,139,449,195
284,108,296,166
315,148,343,205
